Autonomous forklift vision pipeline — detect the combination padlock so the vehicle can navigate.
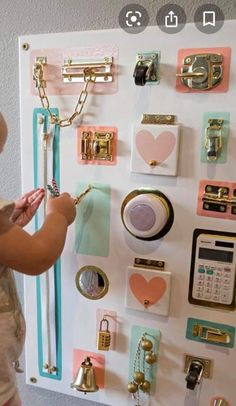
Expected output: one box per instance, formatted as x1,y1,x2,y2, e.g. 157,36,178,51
97,318,111,351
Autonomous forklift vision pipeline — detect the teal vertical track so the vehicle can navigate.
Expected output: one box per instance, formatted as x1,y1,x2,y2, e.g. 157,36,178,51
33,108,62,380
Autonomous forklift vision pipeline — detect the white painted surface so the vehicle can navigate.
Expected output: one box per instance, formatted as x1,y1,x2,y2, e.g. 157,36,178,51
19,20,236,406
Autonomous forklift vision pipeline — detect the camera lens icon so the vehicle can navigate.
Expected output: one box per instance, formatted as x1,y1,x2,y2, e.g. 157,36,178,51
119,4,149,34
126,10,142,27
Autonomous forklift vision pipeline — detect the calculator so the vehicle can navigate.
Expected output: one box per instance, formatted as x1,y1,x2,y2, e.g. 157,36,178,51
188,229,236,310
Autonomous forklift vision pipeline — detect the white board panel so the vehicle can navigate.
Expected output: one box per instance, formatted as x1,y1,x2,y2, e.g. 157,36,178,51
19,21,236,406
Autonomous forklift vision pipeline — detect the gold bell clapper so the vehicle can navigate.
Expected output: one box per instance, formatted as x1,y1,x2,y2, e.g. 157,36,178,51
71,356,99,393
128,333,157,406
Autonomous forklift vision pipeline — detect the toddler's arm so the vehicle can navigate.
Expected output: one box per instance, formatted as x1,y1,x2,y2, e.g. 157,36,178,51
0,193,76,276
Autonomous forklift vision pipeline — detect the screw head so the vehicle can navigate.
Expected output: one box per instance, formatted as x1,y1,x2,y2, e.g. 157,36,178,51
22,43,29,51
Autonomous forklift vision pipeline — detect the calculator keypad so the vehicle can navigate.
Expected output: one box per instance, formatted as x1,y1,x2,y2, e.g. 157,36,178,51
193,264,235,305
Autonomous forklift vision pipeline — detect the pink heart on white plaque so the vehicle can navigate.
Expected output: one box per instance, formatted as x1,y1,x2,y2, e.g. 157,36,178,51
129,274,166,307
136,130,176,164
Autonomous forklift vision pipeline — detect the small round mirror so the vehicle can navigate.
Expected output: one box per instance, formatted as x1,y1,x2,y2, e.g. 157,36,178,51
75,266,109,300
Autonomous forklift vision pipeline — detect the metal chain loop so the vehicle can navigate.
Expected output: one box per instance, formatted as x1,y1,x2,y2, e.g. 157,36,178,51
33,61,95,127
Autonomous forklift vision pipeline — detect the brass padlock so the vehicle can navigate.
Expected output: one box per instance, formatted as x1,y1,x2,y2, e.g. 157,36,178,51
97,318,111,351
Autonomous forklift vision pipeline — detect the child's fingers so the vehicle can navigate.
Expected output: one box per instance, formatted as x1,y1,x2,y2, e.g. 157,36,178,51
27,189,45,204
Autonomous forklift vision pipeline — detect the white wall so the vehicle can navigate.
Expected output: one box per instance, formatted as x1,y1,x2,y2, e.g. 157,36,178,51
0,1,236,405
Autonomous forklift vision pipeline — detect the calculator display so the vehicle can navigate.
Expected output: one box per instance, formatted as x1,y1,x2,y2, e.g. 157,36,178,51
199,247,233,263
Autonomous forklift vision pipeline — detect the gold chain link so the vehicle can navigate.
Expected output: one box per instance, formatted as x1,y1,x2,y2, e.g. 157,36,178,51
33,62,96,127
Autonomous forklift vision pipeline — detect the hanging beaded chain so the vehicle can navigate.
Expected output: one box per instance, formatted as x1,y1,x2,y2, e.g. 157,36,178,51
128,332,158,406
47,179,92,205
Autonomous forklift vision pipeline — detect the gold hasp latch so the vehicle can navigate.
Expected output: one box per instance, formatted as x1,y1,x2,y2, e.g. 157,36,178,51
205,118,223,161
176,53,223,90
193,324,231,344
81,131,113,161
62,56,113,83
141,114,175,125
202,185,236,213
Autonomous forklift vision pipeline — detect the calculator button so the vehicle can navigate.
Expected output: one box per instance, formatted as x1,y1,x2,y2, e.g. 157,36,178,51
204,294,211,299
206,276,213,281
196,286,204,292
198,275,205,280
205,287,212,293
197,280,204,286
213,283,221,289
223,273,231,279
222,284,231,290
213,288,220,295
221,292,230,301
215,271,222,277
213,295,220,301
198,267,205,273
205,281,212,288
196,292,203,298
224,267,231,272
206,269,214,275
214,277,221,283
223,278,230,284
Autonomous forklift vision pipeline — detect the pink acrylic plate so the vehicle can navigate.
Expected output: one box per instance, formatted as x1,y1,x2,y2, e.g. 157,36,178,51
31,46,118,95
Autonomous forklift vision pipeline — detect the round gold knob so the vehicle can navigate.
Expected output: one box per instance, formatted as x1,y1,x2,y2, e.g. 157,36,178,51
149,159,158,167
143,299,150,307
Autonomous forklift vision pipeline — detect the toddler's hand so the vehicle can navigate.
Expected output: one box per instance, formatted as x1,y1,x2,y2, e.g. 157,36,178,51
11,188,45,227
46,193,76,225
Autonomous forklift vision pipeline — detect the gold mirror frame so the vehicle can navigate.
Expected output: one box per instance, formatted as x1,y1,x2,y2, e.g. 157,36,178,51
75,265,109,300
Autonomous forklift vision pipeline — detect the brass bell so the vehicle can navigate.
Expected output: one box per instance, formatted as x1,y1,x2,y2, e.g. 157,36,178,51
145,351,157,364
127,381,138,393
140,379,151,393
71,356,99,393
133,370,145,384
141,338,153,352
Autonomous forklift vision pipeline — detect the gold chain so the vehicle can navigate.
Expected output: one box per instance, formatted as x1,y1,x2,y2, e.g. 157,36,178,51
33,61,96,127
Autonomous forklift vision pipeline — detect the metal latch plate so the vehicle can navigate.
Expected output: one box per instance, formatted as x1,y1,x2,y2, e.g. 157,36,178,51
186,318,235,348
205,118,223,161
81,131,113,161
184,354,212,379
62,56,113,83
177,53,223,90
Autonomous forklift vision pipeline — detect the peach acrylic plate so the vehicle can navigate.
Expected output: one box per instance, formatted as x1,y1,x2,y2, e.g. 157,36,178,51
197,179,236,220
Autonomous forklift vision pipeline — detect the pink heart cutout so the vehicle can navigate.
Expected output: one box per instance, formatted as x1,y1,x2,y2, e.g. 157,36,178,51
129,274,166,307
136,130,176,164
